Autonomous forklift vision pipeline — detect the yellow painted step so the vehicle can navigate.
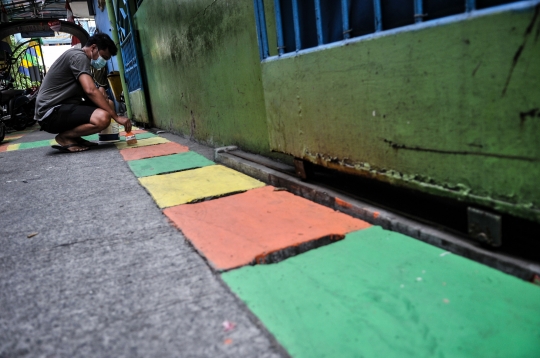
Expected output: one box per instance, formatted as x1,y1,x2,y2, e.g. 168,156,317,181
115,137,169,149
139,165,266,208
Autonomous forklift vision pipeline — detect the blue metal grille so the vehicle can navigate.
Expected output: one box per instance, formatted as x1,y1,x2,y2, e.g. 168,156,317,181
255,0,525,59
120,32,141,93
117,0,143,93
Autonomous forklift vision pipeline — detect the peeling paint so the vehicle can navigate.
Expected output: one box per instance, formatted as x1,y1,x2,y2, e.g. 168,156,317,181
335,197,353,209
299,148,540,221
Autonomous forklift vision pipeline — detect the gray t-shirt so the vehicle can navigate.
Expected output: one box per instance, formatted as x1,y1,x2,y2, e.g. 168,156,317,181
35,48,92,120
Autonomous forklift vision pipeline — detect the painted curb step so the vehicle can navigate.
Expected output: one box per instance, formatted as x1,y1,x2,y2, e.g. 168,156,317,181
214,146,540,282
163,185,370,271
223,227,540,358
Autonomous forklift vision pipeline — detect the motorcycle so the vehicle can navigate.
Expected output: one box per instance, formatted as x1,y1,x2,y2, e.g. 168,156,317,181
0,73,38,144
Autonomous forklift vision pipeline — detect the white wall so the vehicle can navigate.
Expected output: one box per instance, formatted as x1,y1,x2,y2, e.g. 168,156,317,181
41,45,71,71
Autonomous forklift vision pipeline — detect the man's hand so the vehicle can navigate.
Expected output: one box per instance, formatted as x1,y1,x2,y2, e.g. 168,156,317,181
115,116,132,133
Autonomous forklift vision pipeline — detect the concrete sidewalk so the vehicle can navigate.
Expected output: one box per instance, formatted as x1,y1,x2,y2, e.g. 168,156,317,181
1,126,540,358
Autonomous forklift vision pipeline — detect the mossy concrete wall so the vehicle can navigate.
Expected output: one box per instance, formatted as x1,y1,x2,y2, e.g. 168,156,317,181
262,6,540,222
133,0,271,154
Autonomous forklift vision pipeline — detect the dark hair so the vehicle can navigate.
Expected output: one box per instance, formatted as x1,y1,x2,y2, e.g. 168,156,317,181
85,33,117,56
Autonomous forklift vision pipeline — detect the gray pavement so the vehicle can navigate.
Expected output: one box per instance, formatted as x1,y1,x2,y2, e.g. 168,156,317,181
0,128,286,357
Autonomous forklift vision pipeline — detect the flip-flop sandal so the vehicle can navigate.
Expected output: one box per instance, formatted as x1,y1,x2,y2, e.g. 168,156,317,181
51,144,89,153
75,137,99,147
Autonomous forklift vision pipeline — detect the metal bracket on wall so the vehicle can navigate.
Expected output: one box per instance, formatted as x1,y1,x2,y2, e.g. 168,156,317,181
214,146,238,160
467,207,502,247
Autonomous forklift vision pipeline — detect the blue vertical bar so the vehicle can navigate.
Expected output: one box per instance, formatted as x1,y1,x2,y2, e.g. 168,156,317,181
253,0,264,60
341,0,350,40
124,0,144,91
373,0,382,32
291,0,302,51
273,0,285,55
414,0,423,23
466,0,475,12
314,0,323,45
257,0,270,58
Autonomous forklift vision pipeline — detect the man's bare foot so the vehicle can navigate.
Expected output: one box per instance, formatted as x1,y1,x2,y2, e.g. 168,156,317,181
75,137,99,147
54,135,88,152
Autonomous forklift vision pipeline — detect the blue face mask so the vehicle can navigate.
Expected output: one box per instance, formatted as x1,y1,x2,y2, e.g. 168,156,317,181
91,55,107,69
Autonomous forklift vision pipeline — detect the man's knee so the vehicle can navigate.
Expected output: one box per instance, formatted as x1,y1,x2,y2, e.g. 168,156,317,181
91,109,110,130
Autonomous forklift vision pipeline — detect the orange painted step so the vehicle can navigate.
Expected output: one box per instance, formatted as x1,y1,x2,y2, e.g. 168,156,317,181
119,141,189,161
164,186,371,270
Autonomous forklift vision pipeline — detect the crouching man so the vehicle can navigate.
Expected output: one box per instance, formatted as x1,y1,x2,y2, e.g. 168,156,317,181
35,33,131,153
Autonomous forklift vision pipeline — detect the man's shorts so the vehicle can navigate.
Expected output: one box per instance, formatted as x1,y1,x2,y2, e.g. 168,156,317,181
38,102,98,134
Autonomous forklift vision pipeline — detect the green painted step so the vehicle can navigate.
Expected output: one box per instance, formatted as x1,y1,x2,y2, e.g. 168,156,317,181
128,151,215,177
223,227,540,358
18,139,53,150
82,132,156,141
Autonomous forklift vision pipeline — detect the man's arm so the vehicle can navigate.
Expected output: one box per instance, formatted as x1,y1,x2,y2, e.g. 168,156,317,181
79,73,131,132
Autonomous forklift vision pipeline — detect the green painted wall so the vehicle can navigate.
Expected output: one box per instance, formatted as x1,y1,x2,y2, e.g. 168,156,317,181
133,0,271,153
262,6,540,222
